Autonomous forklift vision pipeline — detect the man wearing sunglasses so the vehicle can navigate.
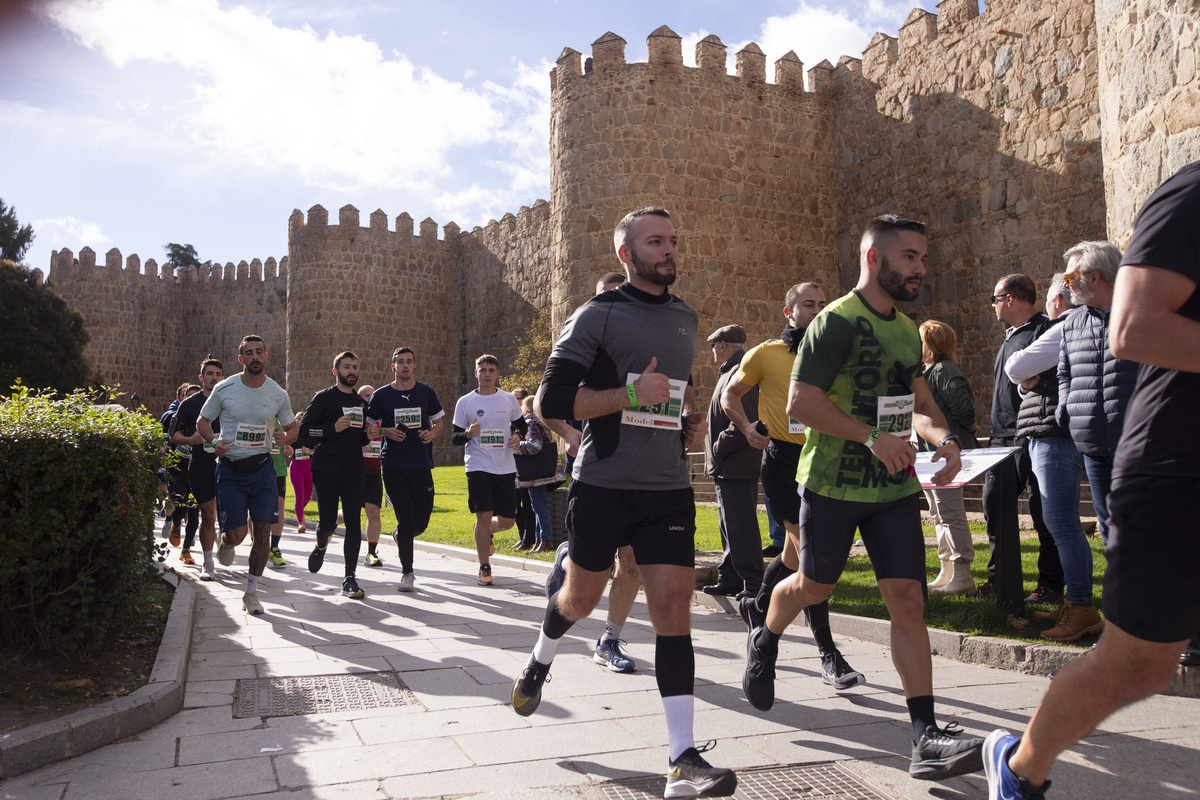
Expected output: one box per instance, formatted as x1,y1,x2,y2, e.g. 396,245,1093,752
984,276,1062,623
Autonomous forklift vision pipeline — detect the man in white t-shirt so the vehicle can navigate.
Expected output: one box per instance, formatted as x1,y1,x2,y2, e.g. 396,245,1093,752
197,335,299,615
451,354,527,585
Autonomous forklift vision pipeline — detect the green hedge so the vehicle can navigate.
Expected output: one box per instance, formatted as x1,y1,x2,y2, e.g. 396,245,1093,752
0,384,168,650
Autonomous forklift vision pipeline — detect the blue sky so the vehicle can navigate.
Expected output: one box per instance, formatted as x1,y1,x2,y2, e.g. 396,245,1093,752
1,0,935,273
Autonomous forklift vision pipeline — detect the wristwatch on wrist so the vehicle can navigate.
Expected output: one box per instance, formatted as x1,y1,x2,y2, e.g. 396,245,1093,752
939,434,961,448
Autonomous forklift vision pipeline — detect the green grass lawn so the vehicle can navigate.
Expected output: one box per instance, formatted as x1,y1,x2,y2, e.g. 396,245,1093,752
287,468,1101,643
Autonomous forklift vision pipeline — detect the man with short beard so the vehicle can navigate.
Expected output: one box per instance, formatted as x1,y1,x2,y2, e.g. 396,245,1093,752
512,207,736,799
743,215,984,782
170,358,225,580
298,351,378,600
197,336,298,615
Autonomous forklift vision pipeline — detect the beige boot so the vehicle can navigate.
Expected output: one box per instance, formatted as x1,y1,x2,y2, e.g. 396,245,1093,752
928,559,953,590
931,561,975,595
1041,602,1104,642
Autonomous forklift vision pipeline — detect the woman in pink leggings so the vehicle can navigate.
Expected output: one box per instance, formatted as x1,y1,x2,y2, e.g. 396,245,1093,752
288,443,314,533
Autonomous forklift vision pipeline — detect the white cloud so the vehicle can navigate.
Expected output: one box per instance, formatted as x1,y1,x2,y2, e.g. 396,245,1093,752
33,216,114,254
40,0,540,196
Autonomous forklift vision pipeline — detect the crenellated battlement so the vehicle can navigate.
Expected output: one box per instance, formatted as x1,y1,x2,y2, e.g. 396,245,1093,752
288,203,460,242
49,247,287,286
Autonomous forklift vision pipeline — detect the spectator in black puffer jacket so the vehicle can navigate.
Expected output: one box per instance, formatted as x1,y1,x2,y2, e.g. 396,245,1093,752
1057,241,1139,544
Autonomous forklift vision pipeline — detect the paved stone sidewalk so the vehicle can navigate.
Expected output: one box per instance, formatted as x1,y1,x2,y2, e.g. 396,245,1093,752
2,527,1197,800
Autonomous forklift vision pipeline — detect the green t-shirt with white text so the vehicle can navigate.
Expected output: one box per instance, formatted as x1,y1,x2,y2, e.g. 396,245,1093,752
791,289,924,502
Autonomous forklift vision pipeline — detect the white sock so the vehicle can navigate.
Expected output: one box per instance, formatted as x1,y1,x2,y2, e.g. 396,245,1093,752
662,694,696,762
603,619,624,643
532,629,560,666
203,551,215,570
246,575,260,593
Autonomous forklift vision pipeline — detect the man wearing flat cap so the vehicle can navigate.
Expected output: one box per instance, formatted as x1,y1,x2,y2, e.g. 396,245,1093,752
704,324,765,597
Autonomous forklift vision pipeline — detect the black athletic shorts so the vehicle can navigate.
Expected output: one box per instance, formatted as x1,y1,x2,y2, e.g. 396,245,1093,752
566,480,695,572
761,439,803,526
466,471,518,519
188,457,217,505
362,471,384,507
1103,473,1200,643
798,487,924,584
276,474,287,499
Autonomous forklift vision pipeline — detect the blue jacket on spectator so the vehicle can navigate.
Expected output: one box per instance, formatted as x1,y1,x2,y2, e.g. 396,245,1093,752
1056,305,1138,458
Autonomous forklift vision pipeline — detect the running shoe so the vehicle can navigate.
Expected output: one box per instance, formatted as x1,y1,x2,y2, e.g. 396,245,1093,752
365,552,383,567
984,729,1050,798
342,575,365,600
398,572,415,592
268,547,286,569
478,563,494,586
594,637,637,673
199,564,217,582
738,595,766,632
910,722,984,780
511,657,551,717
743,627,777,711
217,537,236,566
179,548,195,565
666,741,737,799
242,592,264,616
820,650,866,690
168,523,181,547
308,545,327,573
545,541,569,598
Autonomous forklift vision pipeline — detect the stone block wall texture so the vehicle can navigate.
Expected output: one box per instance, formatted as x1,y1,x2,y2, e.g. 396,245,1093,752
1096,0,1200,246
47,249,286,416
835,0,1107,424
45,1,1196,448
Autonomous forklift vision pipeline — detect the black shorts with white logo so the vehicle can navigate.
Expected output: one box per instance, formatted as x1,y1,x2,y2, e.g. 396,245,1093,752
566,481,695,572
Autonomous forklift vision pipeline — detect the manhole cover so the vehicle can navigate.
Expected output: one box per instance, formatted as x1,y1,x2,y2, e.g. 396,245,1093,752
598,761,894,800
233,671,419,719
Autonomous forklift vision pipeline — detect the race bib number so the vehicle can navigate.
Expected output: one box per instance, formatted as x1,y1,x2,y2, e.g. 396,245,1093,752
788,416,805,435
293,449,309,461
343,406,364,428
877,394,914,439
234,423,268,449
177,444,192,458
364,440,382,459
479,429,507,449
621,373,685,430
394,407,422,429
202,441,216,454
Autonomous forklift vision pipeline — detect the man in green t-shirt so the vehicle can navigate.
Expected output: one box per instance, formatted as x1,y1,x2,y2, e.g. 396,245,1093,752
741,215,983,782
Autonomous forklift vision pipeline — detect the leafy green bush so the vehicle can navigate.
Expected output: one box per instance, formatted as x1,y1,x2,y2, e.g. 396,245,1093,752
0,384,168,650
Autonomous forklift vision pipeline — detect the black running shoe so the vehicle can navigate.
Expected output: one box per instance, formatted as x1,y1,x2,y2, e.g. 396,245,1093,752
308,528,330,574
511,657,551,717
820,650,866,690
738,595,765,631
341,575,365,600
742,627,777,711
910,722,984,780
666,741,737,798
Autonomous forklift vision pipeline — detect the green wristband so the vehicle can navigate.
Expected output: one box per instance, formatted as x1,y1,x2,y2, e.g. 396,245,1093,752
627,383,639,407
864,427,881,448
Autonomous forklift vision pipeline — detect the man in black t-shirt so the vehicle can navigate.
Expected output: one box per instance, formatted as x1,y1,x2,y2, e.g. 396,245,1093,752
298,351,379,600
169,358,224,581
984,161,1200,799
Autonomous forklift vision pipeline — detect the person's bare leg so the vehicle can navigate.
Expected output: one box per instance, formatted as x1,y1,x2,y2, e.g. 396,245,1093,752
199,499,217,553
781,522,800,570
365,503,381,545
1008,623,1186,786
491,515,515,533
765,571,834,634
474,511,495,577
876,578,933,698
248,520,271,577
607,545,641,626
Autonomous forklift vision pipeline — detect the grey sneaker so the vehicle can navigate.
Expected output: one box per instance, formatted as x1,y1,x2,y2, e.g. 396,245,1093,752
242,592,264,615
593,637,636,673
398,572,415,593
820,650,866,690
666,741,737,798
217,537,236,566
910,722,984,780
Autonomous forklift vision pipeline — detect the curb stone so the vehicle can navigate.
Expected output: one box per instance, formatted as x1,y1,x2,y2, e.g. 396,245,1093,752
0,568,195,780
414,538,1199,697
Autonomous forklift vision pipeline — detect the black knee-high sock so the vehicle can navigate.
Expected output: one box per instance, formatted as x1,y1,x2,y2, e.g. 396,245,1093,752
655,634,695,697
542,592,574,639
907,695,937,742
755,556,796,614
270,534,281,549
182,507,199,548
807,599,836,654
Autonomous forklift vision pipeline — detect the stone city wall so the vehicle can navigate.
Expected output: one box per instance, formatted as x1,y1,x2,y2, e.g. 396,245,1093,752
835,0,1107,428
48,248,286,415
1096,0,1200,246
